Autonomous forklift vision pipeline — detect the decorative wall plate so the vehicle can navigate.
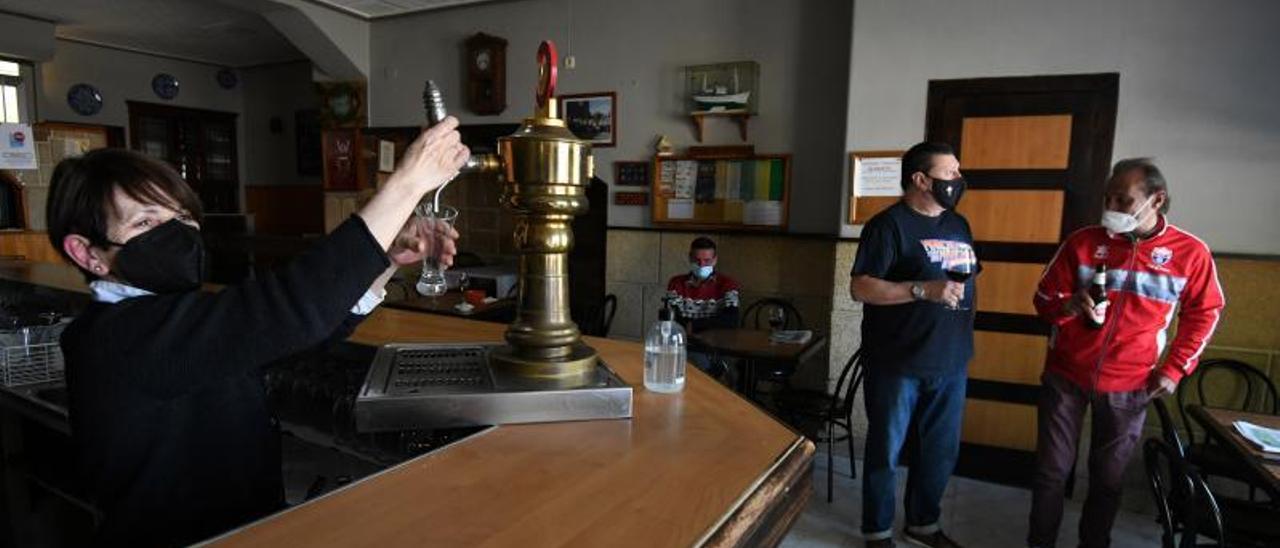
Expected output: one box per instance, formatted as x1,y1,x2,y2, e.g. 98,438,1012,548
152,73,180,99
66,83,103,116
216,68,237,90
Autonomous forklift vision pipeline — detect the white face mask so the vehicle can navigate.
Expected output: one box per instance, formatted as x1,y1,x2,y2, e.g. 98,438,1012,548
1100,194,1155,235
691,263,714,279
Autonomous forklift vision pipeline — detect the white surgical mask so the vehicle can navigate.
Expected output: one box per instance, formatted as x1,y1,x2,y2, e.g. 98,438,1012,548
1100,195,1155,235
691,263,714,279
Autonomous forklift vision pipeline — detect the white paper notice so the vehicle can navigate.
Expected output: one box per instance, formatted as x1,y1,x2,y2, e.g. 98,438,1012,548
667,198,695,220
854,156,903,197
674,160,698,199
0,123,36,170
378,140,396,172
744,200,784,226
658,161,677,196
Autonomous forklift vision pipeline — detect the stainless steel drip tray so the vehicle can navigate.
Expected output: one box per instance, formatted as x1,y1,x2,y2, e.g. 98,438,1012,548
355,343,633,430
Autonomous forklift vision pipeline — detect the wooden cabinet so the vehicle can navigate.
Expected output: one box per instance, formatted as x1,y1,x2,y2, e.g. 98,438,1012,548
0,232,63,263
128,102,239,213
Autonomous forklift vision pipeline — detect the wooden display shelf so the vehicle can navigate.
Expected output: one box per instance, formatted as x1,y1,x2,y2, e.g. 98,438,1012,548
690,111,751,142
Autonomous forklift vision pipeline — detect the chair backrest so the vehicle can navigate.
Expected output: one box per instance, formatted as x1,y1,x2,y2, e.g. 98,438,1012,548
828,349,865,422
1143,438,1226,548
1177,358,1279,445
579,294,618,338
598,294,618,337
1150,398,1187,459
741,298,805,330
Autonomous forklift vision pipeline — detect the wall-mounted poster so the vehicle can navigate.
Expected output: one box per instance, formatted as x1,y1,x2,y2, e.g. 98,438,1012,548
848,150,904,225
0,123,36,170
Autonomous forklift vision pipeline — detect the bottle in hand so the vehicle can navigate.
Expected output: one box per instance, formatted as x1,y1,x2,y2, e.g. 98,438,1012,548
1086,264,1108,329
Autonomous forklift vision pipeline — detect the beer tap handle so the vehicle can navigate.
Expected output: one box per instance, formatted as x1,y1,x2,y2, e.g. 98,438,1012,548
423,80,448,127
536,41,558,119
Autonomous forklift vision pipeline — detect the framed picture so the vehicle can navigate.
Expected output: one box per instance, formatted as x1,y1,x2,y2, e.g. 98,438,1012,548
558,92,616,147
614,161,650,186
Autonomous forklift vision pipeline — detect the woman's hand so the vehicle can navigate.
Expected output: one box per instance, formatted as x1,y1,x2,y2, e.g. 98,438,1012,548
387,215,459,267
385,117,471,195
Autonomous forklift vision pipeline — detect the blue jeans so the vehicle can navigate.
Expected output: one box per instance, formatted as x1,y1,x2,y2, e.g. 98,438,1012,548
861,366,967,539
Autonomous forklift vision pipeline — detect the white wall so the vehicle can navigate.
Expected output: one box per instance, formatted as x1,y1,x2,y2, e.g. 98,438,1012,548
843,0,1280,254
0,12,54,62
367,0,851,233
36,39,248,190
240,61,320,186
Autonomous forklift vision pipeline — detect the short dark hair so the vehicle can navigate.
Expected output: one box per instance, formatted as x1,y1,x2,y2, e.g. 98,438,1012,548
46,148,203,278
689,236,717,257
1111,157,1170,214
900,141,956,191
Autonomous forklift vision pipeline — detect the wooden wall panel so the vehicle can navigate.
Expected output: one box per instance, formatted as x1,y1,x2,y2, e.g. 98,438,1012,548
976,261,1045,315
246,185,325,236
970,330,1048,385
960,115,1073,169
962,399,1039,451
957,190,1064,243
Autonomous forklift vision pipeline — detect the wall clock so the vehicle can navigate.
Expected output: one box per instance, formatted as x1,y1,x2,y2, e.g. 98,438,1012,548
464,33,507,115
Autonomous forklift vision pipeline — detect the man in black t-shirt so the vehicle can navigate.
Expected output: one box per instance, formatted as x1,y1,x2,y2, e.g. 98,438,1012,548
849,142,977,548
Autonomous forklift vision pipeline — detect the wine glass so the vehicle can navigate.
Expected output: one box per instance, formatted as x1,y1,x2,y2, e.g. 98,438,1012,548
768,307,786,333
457,272,470,294
943,247,977,311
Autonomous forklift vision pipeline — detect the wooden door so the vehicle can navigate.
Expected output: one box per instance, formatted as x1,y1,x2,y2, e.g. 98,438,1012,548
925,73,1118,486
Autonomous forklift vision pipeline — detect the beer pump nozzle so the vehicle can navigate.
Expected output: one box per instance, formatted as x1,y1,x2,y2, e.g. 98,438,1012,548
421,79,499,174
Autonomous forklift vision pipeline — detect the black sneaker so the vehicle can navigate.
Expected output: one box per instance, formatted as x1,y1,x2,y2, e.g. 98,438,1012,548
903,529,963,548
866,538,896,548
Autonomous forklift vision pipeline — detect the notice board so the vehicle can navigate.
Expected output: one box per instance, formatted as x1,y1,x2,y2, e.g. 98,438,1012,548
651,154,790,231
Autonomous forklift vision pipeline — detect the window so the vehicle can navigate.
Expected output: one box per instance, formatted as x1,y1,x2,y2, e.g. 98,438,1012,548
0,59,31,124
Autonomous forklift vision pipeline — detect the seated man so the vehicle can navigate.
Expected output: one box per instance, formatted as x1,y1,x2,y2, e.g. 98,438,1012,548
666,237,740,375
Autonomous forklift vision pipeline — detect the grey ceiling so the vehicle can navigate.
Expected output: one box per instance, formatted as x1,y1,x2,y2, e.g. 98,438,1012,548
305,0,497,19
0,0,306,67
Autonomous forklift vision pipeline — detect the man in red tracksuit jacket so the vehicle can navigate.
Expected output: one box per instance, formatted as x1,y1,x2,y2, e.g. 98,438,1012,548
1027,158,1224,548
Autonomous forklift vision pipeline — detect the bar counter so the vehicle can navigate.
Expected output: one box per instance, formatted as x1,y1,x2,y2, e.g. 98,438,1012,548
0,261,815,547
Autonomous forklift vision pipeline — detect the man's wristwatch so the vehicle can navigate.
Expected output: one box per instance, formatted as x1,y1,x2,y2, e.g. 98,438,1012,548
910,282,926,301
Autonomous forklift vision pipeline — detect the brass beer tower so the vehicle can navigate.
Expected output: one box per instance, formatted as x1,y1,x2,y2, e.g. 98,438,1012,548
486,43,596,382
355,41,629,429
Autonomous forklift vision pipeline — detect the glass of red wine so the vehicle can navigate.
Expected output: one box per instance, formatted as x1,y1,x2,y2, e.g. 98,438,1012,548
944,248,976,310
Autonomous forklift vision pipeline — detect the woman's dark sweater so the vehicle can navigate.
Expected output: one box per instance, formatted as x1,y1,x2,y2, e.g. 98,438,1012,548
60,216,390,546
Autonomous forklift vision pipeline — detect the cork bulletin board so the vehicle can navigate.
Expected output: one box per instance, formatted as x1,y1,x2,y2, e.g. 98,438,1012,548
651,153,791,231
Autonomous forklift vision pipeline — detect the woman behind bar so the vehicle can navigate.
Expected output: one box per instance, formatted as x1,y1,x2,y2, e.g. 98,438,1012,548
45,118,469,546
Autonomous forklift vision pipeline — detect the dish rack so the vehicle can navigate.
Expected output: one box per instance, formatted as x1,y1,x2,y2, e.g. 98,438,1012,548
0,323,67,388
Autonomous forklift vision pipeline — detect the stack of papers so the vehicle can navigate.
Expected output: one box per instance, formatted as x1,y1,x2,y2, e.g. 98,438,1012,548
1233,420,1280,453
769,330,813,345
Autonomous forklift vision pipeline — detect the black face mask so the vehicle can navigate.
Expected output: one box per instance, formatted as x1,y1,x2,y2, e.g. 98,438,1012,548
106,219,206,294
928,175,966,210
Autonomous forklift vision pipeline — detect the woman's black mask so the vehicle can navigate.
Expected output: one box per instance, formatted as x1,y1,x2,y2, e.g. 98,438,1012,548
107,219,206,294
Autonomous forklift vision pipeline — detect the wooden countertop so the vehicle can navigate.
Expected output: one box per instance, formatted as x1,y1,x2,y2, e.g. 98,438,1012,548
0,261,815,547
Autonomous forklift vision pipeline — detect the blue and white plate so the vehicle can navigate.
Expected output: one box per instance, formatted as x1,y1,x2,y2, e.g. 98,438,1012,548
152,73,180,100
66,83,103,116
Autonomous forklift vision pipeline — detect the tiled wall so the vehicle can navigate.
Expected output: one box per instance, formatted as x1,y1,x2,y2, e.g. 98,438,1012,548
605,228,838,387
6,127,108,230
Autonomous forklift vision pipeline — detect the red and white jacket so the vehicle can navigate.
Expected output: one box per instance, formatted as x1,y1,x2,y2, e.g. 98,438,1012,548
1034,216,1224,392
